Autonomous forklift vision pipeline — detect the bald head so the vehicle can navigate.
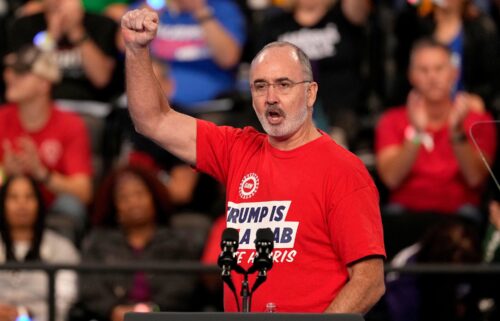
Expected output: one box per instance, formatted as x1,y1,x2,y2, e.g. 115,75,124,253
251,42,313,81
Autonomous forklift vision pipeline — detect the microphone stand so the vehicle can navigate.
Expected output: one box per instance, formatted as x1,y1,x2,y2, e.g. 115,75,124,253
241,272,251,312
251,269,267,294
219,228,274,312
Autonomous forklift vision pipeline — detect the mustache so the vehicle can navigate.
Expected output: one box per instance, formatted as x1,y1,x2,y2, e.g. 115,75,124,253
265,104,286,118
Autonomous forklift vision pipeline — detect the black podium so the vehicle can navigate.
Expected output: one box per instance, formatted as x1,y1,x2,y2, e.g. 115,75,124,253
125,312,364,321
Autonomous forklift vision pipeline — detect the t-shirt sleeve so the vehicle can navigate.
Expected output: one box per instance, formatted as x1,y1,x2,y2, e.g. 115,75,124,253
60,116,93,176
195,119,241,184
375,109,406,153
329,184,386,265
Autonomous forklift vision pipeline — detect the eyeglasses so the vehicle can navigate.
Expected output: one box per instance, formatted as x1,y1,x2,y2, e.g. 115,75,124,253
250,79,312,96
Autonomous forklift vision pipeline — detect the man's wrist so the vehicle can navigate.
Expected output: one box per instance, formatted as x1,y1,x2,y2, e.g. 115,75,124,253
405,125,435,151
404,125,422,146
450,131,468,144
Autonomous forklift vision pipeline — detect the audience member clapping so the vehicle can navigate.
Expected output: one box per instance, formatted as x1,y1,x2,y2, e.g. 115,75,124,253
0,45,93,238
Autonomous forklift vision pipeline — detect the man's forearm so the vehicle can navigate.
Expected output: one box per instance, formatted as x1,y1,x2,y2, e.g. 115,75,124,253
79,40,116,88
377,141,420,189
325,270,385,314
452,140,489,187
125,46,171,137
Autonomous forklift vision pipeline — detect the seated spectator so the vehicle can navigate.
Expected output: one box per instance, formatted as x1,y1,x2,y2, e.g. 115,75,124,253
7,0,121,102
0,174,80,321
375,38,496,221
393,0,499,107
385,217,482,321
80,165,200,321
0,45,93,234
255,0,371,147
124,0,246,111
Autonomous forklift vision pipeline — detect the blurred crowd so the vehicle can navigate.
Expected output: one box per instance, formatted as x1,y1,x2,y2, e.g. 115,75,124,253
0,0,500,321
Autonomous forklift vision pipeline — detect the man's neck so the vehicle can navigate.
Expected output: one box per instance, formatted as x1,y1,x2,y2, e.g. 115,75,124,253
18,97,52,132
268,120,322,151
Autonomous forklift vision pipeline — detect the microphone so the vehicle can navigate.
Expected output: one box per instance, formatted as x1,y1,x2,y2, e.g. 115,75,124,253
217,228,239,275
248,228,274,274
217,228,242,312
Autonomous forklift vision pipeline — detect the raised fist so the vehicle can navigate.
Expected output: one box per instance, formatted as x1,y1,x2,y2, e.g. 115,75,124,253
121,9,159,50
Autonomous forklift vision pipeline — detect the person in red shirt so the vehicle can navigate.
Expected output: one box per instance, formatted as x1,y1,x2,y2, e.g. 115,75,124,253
0,45,92,225
121,8,385,314
375,38,496,218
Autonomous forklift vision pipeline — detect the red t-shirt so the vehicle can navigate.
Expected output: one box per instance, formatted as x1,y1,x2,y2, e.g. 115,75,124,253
375,106,496,214
0,104,92,202
196,120,385,312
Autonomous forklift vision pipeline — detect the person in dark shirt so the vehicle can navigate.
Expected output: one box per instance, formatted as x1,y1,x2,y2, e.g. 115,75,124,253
7,0,122,102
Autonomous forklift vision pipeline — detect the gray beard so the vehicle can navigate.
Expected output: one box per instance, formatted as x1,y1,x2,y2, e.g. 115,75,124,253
256,104,309,138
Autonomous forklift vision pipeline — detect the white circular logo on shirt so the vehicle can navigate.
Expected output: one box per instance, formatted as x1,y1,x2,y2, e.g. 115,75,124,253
239,173,259,199
40,139,62,167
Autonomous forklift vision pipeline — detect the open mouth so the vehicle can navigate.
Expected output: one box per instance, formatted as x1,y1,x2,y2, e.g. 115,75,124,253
266,107,285,124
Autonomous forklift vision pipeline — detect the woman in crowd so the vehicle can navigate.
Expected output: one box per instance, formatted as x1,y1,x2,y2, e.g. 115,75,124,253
79,165,200,321
0,174,79,321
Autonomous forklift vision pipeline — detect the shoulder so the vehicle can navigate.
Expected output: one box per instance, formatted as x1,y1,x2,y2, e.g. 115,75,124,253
81,228,124,254
0,104,17,118
464,110,495,128
376,106,408,130
316,138,377,191
379,106,407,122
320,137,370,175
84,228,121,244
198,119,264,143
466,110,495,122
41,230,80,263
51,108,87,129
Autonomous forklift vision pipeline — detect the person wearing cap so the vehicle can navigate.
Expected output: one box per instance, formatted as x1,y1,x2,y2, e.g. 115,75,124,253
0,45,93,233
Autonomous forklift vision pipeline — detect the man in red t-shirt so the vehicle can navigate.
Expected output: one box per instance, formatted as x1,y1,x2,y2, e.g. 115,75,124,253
0,45,92,213
375,38,496,217
122,8,385,314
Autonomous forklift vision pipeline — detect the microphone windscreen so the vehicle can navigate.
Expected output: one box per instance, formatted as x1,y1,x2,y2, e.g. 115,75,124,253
256,228,274,243
222,228,239,242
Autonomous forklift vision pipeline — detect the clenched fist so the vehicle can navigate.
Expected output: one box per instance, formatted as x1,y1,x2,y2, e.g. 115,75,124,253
121,9,159,50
